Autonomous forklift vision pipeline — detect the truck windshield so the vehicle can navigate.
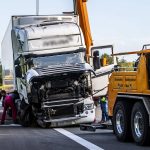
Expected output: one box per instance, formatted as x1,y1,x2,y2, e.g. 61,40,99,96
30,52,85,68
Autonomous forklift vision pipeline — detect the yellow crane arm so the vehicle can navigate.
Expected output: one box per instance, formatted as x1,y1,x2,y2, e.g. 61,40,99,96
74,0,93,62
112,49,150,56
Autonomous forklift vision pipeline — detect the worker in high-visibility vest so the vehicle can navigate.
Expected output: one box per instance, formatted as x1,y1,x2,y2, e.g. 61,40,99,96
100,96,109,123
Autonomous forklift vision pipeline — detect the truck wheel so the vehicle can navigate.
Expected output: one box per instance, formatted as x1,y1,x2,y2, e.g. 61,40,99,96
113,101,132,142
20,107,32,127
37,119,50,128
131,102,150,145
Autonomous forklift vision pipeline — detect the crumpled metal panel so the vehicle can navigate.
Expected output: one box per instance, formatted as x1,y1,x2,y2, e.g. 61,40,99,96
16,22,82,51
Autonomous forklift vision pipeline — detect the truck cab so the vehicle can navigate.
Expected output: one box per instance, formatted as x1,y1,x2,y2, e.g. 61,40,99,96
2,15,95,127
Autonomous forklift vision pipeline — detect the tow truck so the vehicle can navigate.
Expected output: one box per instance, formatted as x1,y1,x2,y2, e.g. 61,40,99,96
81,45,150,146
77,0,150,146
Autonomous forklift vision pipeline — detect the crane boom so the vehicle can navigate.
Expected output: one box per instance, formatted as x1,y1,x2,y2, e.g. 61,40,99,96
74,0,93,62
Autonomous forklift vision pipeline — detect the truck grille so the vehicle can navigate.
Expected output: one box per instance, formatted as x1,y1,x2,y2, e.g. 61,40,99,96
35,64,85,76
42,99,84,119
50,104,75,119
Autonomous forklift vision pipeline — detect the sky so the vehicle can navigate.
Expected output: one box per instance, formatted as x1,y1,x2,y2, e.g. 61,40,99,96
1,0,150,61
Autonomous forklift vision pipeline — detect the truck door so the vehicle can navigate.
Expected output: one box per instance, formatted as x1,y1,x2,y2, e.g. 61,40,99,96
15,56,28,103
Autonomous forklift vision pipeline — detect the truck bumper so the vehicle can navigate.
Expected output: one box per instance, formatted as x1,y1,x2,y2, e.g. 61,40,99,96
45,108,95,127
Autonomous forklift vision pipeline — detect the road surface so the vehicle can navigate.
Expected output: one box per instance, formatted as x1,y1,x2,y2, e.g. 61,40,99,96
0,103,149,150
0,124,149,150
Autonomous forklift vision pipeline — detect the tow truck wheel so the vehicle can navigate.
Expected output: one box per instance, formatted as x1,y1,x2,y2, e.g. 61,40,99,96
131,102,150,145
113,101,132,142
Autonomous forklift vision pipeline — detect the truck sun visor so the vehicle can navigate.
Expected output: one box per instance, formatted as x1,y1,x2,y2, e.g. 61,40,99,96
13,22,82,52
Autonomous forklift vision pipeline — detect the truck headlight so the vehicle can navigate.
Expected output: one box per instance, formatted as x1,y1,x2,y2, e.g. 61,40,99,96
84,103,94,110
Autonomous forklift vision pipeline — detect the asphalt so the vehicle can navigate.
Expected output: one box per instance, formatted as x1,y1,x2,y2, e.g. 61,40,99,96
0,105,150,150
65,127,150,150
0,125,150,150
0,126,87,150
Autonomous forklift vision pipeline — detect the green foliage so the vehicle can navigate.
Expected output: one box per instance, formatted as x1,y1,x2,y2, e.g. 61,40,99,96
117,57,134,71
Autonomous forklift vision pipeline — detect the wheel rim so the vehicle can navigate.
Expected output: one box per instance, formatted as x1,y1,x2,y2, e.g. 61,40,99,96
134,111,144,138
116,109,124,134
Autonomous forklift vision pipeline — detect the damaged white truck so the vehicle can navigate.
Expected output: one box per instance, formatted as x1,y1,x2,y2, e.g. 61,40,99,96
1,15,95,127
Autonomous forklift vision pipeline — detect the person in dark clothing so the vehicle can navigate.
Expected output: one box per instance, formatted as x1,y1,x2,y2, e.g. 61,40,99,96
9,90,20,104
1,91,19,124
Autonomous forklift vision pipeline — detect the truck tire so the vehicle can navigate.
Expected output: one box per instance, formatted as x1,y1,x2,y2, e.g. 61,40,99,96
131,102,150,145
113,101,132,142
37,119,50,128
20,107,32,127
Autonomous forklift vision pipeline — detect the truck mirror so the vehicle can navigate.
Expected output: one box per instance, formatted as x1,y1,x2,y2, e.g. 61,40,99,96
93,51,101,70
15,65,22,78
14,59,20,65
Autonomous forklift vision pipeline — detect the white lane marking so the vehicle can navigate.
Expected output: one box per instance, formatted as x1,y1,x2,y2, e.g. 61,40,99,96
54,128,104,150
0,124,21,127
